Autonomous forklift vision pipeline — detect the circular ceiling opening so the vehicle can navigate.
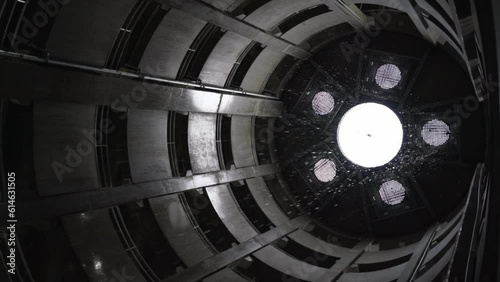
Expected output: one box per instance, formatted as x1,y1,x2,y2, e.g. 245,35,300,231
312,91,335,115
379,180,406,205
375,63,402,89
337,103,403,168
314,158,337,182
421,119,450,146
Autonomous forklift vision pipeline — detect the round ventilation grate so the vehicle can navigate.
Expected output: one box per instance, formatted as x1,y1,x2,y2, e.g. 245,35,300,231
375,63,402,89
379,180,406,205
312,91,335,115
314,158,337,182
421,119,450,146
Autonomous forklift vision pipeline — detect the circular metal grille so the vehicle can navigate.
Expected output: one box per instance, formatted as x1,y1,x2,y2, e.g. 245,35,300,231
314,159,337,182
375,64,402,89
379,180,406,205
421,119,450,146
312,91,335,115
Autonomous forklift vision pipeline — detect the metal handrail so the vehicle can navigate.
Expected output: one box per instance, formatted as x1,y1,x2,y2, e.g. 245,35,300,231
109,207,160,282
0,49,278,100
446,163,489,282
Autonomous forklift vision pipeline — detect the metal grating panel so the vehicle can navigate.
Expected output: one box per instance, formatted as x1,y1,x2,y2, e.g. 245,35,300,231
375,63,402,89
314,158,337,183
312,91,335,115
379,180,406,206
421,119,450,146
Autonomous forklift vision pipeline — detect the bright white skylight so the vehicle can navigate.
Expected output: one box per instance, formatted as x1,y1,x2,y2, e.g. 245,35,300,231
313,158,337,182
375,64,402,89
379,180,406,205
421,119,450,146
312,91,335,115
337,103,403,168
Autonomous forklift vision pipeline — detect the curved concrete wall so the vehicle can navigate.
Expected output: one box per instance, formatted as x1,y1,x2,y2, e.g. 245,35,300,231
33,101,99,196
47,0,137,66
149,194,214,266
128,109,172,183
199,32,252,86
62,209,146,282
139,9,206,79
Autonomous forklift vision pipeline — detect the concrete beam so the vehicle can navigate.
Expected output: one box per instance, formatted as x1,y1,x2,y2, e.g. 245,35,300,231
398,48,431,109
319,0,373,30
157,0,311,59
315,240,372,282
163,216,311,282
399,0,436,43
0,164,277,226
0,56,283,117
397,223,439,282
410,177,438,220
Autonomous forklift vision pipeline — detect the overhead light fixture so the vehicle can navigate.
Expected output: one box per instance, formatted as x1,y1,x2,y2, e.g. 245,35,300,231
337,103,403,168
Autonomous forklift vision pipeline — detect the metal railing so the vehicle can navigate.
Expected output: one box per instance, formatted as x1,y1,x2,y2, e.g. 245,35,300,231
0,49,278,100
109,207,161,282
394,163,487,282
446,163,489,282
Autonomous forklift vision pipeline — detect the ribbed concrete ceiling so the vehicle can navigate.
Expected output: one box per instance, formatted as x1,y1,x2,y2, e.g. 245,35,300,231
275,30,485,237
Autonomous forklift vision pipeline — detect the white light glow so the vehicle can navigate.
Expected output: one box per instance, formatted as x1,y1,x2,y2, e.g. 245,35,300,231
93,259,102,270
421,119,450,146
312,91,335,115
375,64,402,89
337,103,403,168
314,159,337,182
379,180,406,205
